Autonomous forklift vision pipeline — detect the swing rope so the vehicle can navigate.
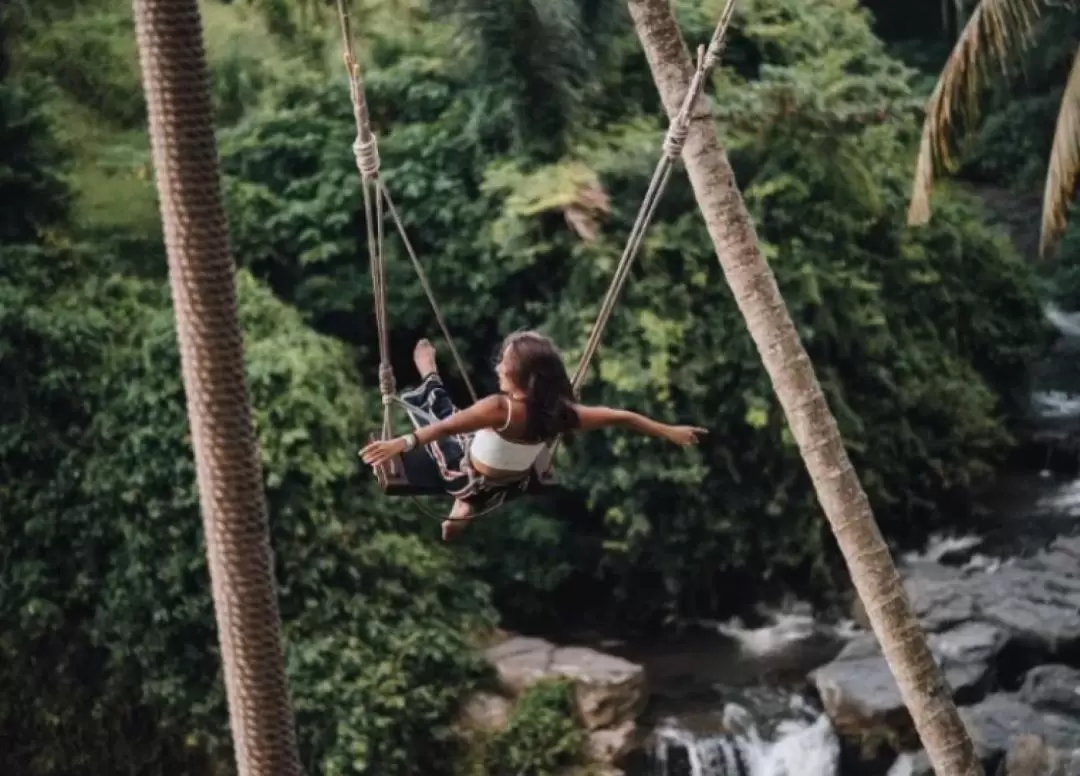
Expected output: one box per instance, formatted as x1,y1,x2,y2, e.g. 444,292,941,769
570,0,735,392
337,0,478,423
335,0,736,468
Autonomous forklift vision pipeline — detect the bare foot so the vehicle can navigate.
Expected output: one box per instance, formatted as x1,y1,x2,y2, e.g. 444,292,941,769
413,338,438,379
441,499,473,541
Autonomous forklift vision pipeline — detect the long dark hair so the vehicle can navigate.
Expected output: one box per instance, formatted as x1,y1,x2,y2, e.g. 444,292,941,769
500,331,579,442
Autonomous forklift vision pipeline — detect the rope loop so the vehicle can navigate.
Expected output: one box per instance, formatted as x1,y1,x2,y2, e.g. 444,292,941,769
354,135,380,180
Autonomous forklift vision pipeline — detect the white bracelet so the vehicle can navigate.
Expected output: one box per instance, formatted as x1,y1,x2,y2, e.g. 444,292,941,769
402,433,417,452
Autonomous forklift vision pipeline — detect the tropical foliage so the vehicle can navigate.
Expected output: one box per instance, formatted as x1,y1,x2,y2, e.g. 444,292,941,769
906,0,1080,258
0,0,1056,772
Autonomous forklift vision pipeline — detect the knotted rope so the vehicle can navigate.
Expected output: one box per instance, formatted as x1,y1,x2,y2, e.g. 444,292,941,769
336,0,477,436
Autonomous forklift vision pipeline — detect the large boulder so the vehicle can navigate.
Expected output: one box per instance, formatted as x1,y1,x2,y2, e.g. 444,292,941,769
480,635,647,770
963,693,1080,767
1019,664,1080,718
484,636,646,731
999,733,1080,776
811,621,1003,745
887,696,1080,775
904,536,1080,653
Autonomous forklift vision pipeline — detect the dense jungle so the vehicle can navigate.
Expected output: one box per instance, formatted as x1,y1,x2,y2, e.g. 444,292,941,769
5,0,1080,773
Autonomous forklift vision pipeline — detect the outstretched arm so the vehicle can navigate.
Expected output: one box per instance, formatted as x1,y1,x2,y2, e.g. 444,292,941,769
573,405,707,446
360,396,506,466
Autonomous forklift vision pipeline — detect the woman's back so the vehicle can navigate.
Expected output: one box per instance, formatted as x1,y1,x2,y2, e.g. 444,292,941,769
469,396,545,474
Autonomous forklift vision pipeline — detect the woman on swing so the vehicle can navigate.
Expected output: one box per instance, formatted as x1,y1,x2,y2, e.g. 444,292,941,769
360,331,707,541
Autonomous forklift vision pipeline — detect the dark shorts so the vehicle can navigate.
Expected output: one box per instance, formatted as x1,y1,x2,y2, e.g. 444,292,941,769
399,373,531,512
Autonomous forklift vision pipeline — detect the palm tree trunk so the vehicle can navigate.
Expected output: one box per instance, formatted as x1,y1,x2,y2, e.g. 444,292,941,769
625,1,980,774
132,1,301,773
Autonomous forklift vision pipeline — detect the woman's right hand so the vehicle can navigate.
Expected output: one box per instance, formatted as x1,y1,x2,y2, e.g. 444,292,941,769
663,424,708,447
360,436,408,466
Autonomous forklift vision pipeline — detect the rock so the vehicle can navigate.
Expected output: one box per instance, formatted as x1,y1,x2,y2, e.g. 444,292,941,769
999,733,1080,776
1001,734,1052,776
1019,665,1080,717
484,635,646,731
549,646,647,730
891,699,1080,776
904,536,1080,654
963,693,1080,767
586,720,639,765
811,621,1003,742
902,561,981,632
456,691,512,736
485,636,559,695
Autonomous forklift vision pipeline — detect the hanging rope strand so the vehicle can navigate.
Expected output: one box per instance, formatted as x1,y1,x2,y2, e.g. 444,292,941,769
570,159,676,392
336,0,478,410
540,0,737,465
569,0,737,393
337,0,396,438
382,190,479,403
337,0,375,153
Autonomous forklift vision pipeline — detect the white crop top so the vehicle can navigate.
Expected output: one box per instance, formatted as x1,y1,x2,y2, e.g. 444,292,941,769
469,397,545,472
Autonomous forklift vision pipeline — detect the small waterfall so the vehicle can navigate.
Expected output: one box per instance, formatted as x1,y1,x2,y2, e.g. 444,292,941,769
1044,302,1080,339
650,701,840,776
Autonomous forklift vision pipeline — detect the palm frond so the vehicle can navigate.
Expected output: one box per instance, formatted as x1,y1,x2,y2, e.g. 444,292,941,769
1039,45,1080,258
907,0,1043,226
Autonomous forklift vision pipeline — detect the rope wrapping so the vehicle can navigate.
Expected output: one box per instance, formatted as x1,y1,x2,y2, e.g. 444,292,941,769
662,122,690,160
132,0,302,773
379,362,397,406
354,135,381,180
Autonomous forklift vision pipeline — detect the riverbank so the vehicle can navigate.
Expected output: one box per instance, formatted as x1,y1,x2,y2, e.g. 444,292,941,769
535,489,1080,775
493,305,1080,775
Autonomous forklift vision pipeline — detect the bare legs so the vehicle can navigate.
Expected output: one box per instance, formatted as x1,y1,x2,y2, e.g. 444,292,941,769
412,339,474,540
442,499,473,541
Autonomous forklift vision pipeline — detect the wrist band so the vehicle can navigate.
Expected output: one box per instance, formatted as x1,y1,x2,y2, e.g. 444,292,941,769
402,433,417,451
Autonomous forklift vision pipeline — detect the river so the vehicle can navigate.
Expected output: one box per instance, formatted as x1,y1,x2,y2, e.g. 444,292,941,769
625,305,1080,776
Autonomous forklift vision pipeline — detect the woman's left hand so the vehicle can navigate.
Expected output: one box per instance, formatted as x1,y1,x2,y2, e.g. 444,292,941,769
360,437,408,466
663,424,708,447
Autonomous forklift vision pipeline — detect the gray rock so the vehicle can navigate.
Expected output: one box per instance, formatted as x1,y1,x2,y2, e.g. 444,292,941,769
964,693,1080,766
1020,665,1080,717
903,562,979,632
905,536,1080,654
811,621,1003,738
892,701,1080,776
998,733,1080,776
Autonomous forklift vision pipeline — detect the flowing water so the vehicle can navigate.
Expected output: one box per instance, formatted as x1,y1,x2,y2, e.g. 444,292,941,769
634,305,1080,776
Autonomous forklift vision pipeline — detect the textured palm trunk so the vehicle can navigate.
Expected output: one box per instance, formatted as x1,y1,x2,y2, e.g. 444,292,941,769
132,1,301,773
626,1,981,774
